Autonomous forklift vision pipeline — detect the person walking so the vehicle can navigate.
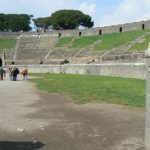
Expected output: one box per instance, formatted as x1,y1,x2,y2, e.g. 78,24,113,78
8,67,13,80
12,67,19,81
3,66,6,77
0,67,4,80
22,68,28,80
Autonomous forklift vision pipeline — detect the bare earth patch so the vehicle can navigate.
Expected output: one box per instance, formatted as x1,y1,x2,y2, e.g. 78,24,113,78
0,77,145,150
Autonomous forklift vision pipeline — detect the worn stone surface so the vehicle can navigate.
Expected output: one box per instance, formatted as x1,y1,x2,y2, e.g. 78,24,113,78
10,63,147,79
145,57,150,150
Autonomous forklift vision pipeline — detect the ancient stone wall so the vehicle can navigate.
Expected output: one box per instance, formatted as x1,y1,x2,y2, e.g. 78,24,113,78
45,20,150,37
1,20,150,38
0,32,18,39
11,63,146,79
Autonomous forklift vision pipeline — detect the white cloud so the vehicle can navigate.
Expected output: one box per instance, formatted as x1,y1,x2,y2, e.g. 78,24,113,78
0,0,97,26
99,0,150,26
0,0,77,17
79,1,96,16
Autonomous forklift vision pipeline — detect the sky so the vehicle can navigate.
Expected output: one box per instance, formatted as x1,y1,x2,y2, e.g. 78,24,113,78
0,0,150,28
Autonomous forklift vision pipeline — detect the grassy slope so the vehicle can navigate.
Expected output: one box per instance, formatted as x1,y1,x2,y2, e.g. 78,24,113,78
31,74,145,108
130,34,150,51
55,30,148,51
0,38,16,52
55,37,73,47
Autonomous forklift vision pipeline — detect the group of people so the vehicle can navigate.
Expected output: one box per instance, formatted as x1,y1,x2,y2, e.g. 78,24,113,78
0,66,28,81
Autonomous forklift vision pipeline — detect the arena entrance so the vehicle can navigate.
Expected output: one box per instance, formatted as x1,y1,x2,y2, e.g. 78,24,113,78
0,58,2,67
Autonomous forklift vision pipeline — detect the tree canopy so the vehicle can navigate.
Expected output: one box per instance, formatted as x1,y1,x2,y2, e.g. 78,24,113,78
0,13,32,32
0,10,94,32
34,10,94,30
33,17,51,29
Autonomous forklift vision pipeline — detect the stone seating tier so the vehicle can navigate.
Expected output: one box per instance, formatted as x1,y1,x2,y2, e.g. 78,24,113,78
4,49,15,61
15,35,58,61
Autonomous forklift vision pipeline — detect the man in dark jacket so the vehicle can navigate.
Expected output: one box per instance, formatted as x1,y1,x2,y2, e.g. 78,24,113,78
0,67,4,80
12,67,19,81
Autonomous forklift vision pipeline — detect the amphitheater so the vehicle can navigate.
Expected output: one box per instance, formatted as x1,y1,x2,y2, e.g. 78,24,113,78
1,19,150,79
1,19,150,150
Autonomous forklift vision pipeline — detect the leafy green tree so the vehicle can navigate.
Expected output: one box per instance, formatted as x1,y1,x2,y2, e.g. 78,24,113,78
81,14,94,28
50,10,94,29
0,14,32,31
8,14,31,31
0,14,5,31
33,10,94,30
33,17,51,29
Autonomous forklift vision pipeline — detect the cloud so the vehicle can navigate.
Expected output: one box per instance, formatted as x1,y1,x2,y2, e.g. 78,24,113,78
0,0,77,17
99,0,150,26
79,1,96,16
0,0,97,26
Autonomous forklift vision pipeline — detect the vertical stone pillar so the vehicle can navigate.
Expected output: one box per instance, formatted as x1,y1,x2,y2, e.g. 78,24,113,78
145,42,150,150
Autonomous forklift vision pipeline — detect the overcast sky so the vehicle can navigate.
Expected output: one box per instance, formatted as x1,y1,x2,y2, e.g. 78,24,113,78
0,0,150,27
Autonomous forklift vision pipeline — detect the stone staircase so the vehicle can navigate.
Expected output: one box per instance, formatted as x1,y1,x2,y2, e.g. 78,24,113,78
45,48,79,64
4,49,15,64
3,31,149,65
14,35,58,64
46,39,103,64
98,32,150,62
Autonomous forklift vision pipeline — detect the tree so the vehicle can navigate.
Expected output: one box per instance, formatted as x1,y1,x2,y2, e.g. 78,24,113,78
33,17,51,29
50,10,94,30
0,14,5,31
0,14,32,32
8,14,31,32
33,9,94,30
81,15,94,28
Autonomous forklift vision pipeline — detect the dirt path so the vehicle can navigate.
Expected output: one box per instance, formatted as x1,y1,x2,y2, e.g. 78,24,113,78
0,75,146,150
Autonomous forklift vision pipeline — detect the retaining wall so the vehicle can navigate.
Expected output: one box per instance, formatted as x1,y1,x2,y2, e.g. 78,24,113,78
0,32,18,39
44,20,150,37
11,63,146,79
1,20,150,38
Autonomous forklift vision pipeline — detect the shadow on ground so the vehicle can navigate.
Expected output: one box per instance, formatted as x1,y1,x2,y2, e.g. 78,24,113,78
0,141,44,150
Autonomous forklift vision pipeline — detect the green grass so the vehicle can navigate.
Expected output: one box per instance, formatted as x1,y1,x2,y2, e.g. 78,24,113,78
129,35,150,51
31,74,146,108
71,36,101,48
94,31,145,50
55,37,73,47
0,38,16,52
55,30,148,51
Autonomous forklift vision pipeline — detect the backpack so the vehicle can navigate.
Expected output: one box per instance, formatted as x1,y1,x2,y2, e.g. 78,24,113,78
15,68,20,74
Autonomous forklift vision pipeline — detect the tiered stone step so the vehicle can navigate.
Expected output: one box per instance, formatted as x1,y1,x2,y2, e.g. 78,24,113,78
15,35,58,63
4,49,15,60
